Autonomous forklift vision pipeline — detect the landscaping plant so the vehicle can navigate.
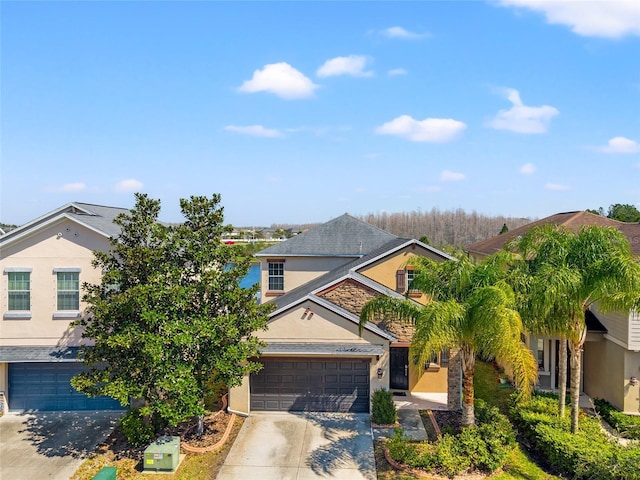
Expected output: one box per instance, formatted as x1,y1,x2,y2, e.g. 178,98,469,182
371,388,397,425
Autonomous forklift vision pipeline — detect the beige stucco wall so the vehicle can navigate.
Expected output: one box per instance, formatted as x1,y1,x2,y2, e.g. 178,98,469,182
584,338,626,411
1,218,110,347
228,300,390,415
623,350,640,414
260,256,354,303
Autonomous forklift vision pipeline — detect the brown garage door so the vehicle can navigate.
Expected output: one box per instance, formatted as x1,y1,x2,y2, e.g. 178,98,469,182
250,358,370,413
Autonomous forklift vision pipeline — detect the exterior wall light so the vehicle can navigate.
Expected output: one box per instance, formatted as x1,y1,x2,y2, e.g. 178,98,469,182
377,368,384,379
630,376,638,386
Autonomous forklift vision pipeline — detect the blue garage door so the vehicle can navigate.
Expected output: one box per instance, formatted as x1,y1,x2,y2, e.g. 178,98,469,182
8,362,122,411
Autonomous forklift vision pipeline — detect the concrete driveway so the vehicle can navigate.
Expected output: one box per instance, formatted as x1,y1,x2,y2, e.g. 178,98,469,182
0,411,122,480
218,412,376,480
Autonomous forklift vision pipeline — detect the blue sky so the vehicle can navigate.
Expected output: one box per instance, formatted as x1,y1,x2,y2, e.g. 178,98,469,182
2,1,639,227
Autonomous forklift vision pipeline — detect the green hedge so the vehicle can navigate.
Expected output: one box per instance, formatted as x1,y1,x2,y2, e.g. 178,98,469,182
371,388,397,425
512,393,640,479
594,398,640,440
387,400,515,478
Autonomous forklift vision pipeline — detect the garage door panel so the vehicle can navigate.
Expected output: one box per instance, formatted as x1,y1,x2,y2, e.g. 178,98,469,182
250,358,370,413
8,363,122,411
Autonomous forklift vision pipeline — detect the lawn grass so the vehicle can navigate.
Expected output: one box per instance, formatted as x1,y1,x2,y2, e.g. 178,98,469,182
70,416,244,480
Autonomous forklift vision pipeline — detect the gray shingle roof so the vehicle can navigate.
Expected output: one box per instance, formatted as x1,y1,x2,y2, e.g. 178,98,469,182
0,202,129,244
261,342,385,356
256,214,397,257
0,346,82,362
68,202,130,238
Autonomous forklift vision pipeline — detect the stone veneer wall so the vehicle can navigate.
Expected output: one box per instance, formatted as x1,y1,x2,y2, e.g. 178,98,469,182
447,347,462,410
319,280,416,342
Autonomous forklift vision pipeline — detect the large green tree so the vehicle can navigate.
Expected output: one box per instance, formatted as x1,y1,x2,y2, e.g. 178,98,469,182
360,253,537,426
510,225,640,433
72,194,272,430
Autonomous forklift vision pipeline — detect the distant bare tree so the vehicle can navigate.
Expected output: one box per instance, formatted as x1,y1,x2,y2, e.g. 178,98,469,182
359,208,533,249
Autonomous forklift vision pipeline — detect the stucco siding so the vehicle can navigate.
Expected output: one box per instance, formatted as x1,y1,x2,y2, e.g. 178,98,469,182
260,256,354,302
1,219,110,347
584,339,626,411
623,350,640,414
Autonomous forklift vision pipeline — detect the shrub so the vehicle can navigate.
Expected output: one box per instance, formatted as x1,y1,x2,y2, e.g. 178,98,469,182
594,398,640,440
120,408,155,447
512,393,640,479
371,388,397,425
385,400,514,477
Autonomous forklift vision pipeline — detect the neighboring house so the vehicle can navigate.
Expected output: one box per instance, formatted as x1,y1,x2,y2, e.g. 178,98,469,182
228,214,460,415
467,211,640,413
0,202,128,412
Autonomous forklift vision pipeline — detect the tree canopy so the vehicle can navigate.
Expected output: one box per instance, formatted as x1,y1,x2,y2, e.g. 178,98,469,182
587,203,640,222
72,194,272,429
509,224,640,433
360,253,537,426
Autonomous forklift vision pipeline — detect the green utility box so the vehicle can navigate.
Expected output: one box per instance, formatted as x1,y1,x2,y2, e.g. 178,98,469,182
92,466,116,480
143,436,180,472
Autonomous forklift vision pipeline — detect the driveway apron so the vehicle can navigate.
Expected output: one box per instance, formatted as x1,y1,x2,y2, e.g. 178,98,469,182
218,412,376,480
0,411,121,480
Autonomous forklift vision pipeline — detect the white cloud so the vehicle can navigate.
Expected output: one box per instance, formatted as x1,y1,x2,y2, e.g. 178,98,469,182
499,0,640,38
238,62,318,99
355,186,366,193
317,55,373,78
383,26,430,39
487,88,559,134
224,125,284,138
266,175,282,184
545,182,571,191
387,68,408,76
520,163,536,174
440,170,466,182
375,115,467,142
598,136,640,154
115,179,143,192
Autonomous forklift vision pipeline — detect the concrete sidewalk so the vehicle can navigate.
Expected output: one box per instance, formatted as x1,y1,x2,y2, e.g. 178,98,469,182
372,391,447,441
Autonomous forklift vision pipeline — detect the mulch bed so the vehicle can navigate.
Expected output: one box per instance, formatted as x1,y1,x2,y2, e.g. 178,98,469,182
431,409,463,434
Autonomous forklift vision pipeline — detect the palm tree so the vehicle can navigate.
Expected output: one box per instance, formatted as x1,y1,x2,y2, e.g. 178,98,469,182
360,253,538,426
510,225,640,433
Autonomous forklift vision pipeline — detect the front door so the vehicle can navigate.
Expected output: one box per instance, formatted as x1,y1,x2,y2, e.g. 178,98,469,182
390,347,409,390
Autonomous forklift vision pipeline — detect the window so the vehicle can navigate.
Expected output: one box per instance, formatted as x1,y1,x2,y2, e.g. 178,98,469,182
8,271,30,311
268,261,284,291
425,349,449,369
536,338,545,370
57,271,79,310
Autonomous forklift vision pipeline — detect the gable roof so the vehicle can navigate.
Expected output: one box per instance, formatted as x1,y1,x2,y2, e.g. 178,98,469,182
256,213,397,257
466,211,640,257
0,202,129,247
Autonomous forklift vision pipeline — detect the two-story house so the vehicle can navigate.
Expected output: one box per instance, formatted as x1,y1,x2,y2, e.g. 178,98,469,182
228,214,461,415
0,202,127,412
467,211,640,413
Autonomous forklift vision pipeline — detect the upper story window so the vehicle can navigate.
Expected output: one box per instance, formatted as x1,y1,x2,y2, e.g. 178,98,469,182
397,268,420,296
268,260,285,291
56,271,80,310
8,271,31,311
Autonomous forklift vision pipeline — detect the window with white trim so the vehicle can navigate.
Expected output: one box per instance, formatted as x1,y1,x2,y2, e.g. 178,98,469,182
57,271,80,310
268,261,284,291
536,338,545,371
8,271,30,311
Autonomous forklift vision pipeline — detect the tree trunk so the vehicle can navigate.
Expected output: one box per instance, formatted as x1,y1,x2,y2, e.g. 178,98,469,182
460,347,475,426
558,337,567,418
197,414,204,437
569,324,587,434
